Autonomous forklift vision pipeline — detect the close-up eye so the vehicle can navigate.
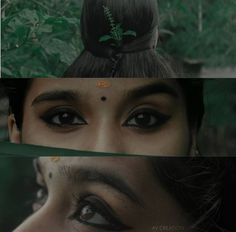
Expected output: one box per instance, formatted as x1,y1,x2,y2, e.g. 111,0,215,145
40,107,87,128
123,108,171,130
70,195,131,231
32,186,48,212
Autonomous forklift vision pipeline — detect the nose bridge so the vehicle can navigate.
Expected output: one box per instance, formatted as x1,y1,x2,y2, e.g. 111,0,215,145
89,117,126,154
13,205,63,232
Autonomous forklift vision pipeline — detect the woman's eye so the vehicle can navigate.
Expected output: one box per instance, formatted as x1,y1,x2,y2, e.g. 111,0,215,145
40,108,87,128
123,109,171,129
70,196,131,231
79,204,110,225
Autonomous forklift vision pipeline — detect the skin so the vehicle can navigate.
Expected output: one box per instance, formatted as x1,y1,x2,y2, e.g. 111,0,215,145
13,157,193,232
8,78,196,156
9,79,197,231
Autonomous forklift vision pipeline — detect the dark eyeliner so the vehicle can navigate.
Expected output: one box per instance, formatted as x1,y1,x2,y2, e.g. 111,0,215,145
70,195,132,231
123,108,171,129
40,107,87,127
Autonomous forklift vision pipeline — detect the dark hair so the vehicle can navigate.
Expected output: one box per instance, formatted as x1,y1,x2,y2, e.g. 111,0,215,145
151,157,230,231
0,78,204,132
63,0,176,77
1,79,33,130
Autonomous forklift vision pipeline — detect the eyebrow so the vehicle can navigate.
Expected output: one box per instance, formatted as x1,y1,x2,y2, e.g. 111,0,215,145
126,82,179,100
31,90,78,106
59,165,144,207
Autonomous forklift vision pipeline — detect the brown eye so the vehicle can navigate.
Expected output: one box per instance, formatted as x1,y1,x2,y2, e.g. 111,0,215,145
70,195,131,231
124,108,171,129
40,108,87,128
79,204,109,225
51,112,82,125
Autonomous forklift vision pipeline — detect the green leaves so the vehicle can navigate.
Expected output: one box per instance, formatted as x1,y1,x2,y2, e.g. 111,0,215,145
123,30,137,37
158,0,236,67
99,5,137,48
1,0,82,78
99,35,113,42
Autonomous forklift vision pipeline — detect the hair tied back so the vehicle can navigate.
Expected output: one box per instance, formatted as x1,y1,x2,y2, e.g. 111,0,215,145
99,6,137,48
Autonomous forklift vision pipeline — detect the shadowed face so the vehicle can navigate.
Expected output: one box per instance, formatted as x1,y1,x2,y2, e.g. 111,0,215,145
9,78,194,156
13,157,192,232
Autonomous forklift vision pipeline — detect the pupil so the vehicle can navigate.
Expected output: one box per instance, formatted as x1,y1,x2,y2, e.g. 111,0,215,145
59,113,73,124
135,113,151,125
80,205,95,220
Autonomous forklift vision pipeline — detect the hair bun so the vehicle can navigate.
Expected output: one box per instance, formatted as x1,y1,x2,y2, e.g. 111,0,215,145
81,0,159,58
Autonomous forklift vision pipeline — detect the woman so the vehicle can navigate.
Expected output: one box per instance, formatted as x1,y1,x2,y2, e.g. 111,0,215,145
64,0,176,78
11,156,225,232
2,78,204,156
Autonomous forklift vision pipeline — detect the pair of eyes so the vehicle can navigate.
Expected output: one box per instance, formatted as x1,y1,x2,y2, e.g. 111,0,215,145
35,188,131,231
40,107,171,131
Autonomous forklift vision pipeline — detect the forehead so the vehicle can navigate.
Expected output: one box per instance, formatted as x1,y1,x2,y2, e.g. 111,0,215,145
40,156,150,175
26,78,182,97
39,156,154,191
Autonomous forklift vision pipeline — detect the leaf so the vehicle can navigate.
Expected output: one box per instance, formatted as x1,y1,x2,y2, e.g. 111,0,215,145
19,9,39,25
99,35,113,42
123,30,137,37
37,24,53,34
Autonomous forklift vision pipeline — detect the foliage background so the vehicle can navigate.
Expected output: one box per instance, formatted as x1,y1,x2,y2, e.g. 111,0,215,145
1,0,83,77
1,0,236,77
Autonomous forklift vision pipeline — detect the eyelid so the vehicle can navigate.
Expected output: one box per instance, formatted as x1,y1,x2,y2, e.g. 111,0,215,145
122,107,171,127
40,106,83,119
70,194,132,231
40,106,87,126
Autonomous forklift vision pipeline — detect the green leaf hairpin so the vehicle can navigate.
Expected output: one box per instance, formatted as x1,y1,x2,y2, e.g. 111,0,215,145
99,6,137,48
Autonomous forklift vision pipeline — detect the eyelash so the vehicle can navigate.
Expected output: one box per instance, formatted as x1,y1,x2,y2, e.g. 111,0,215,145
40,106,170,131
33,186,130,231
123,108,171,130
70,194,131,231
40,107,87,128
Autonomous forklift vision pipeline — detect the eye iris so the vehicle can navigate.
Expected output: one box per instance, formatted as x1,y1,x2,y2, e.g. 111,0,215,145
59,113,74,124
135,113,153,126
80,205,95,221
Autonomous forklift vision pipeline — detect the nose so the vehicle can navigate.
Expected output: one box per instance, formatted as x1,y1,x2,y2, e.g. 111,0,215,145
84,120,126,154
13,205,64,232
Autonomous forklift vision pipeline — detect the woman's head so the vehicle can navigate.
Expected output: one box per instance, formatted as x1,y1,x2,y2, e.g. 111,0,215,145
3,78,204,156
63,0,175,77
13,156,223,232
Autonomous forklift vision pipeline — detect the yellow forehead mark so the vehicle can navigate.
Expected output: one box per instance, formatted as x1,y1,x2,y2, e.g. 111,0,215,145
50,156,61,162
96,80,111,88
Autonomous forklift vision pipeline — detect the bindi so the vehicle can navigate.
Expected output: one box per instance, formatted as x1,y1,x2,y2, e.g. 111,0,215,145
50,156,61,162
101,96,107,102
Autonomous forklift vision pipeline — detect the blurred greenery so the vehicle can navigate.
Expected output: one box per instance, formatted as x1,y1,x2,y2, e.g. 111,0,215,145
1,0,83,77
158,0,236,67
1,0,236,77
